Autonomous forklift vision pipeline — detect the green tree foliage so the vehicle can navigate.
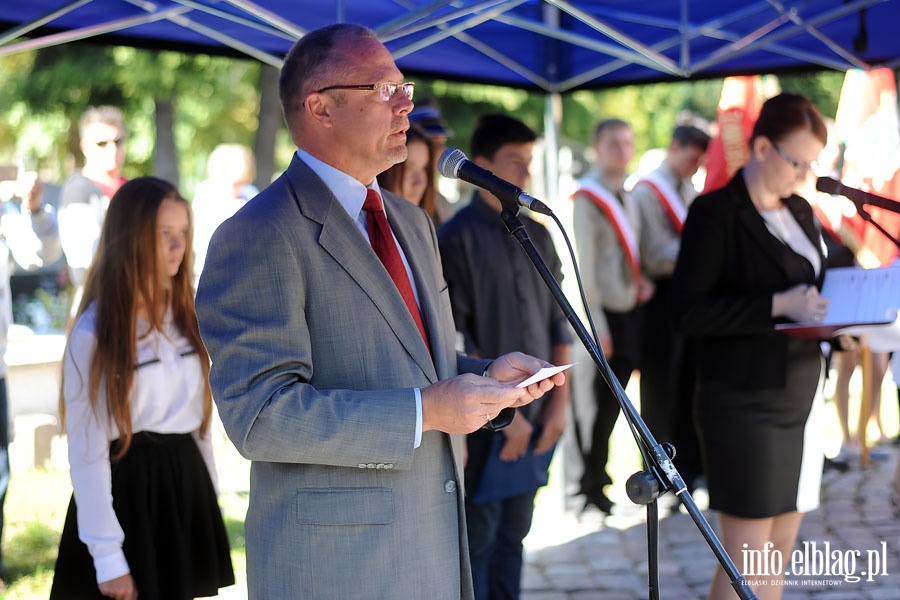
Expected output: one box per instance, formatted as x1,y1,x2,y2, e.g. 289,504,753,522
778,70,845,119
419,77,725,170
0,45,265,197
0,42,851,194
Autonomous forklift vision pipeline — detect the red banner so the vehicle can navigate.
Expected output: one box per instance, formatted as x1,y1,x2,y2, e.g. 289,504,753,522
702,76,778,194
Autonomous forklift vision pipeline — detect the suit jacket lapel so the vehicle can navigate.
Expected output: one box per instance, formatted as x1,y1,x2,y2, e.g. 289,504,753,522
732,174,825,284
738,195,784,269
285,156,437,382
784,195,827,286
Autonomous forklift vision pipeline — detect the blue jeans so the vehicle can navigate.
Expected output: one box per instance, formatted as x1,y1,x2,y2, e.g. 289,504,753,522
465,489,537,600
0,379,8,574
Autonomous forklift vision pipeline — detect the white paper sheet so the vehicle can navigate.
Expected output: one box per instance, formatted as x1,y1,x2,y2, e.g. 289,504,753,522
515,362,576,388
821,265,900,351
820,265,900,325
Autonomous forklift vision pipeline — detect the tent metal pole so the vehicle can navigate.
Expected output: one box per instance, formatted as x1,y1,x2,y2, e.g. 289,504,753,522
172,0,297,40
392,0,527,59
166,14,283,67
219,0,305,38
0,6,192,57
543,93,561,205
0,0,90,46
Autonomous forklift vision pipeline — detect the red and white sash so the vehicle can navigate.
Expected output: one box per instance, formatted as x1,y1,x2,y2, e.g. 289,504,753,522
634,171,687,233
574,178,641,285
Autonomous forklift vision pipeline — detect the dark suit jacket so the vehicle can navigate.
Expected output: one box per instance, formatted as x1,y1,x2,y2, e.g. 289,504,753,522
196,154,487,599
671,171,825,391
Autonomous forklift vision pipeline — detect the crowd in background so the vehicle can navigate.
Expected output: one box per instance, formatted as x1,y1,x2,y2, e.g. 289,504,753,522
0,22,899,600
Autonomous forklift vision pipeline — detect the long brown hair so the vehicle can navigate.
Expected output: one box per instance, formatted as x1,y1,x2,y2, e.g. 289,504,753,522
60,176,212,460
378,124,437,218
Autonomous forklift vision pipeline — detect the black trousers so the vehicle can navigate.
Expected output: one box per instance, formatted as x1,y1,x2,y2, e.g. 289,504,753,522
671,337,704,490
638,279,703,489
565,308,641,501
638,278,682,445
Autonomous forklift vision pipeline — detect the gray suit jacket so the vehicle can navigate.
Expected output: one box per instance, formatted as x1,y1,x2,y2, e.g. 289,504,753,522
196,155,486,599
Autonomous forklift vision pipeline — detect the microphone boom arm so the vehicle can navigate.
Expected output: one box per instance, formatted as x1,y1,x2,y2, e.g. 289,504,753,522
816,177,900,252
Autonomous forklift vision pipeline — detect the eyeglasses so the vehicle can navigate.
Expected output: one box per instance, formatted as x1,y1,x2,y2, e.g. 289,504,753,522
772,143,818,174
93,138,124,149
315,81,415,102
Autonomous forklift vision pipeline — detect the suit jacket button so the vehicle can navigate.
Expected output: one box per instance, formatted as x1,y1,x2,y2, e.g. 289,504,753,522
376,463,385,469
444,480,457,493
357,464,367,469
366,463,376,469
384,464,394,469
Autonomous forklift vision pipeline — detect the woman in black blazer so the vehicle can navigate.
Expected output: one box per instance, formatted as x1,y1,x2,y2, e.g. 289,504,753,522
672,93,831,599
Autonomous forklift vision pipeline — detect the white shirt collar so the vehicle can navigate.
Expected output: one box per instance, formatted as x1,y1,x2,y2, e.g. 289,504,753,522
295,148,385,226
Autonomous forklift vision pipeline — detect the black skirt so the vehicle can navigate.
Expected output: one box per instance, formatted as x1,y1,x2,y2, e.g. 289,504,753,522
695,338,824,519
50,431,235,599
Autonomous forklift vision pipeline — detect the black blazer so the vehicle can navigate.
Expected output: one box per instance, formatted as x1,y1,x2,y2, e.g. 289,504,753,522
671,171,825,390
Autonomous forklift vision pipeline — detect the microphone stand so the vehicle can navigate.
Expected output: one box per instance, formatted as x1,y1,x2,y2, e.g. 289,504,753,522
498,207,758,600
852,202,900,252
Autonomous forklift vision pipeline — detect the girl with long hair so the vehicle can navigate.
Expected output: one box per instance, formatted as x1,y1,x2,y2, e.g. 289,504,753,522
378,124,439,219
50,177,234,600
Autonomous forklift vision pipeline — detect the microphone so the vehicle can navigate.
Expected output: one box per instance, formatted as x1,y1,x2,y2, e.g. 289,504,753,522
816,176,900,214
437,148,552,215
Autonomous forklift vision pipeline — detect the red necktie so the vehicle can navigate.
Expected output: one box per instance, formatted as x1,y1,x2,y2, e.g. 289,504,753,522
363,189,430,351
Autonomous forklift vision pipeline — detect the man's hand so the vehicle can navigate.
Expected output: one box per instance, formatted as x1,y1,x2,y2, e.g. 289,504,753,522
637,274,655,304
499,411,533,461
98,573,137,600
421,352,566,435
421,374,527,434
486,351,565,404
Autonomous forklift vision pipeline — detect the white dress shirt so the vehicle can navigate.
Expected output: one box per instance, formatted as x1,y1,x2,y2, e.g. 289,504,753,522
63,303,216,584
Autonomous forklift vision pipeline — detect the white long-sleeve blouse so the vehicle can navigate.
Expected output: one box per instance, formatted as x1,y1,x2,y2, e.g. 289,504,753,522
63,302,216,585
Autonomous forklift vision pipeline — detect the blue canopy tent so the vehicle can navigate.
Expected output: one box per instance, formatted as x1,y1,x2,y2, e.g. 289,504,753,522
2,0,898,196
2,0,898,91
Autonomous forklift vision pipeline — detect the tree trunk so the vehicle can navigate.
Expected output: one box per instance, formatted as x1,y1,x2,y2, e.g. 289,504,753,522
254,64,281,189
154,97,179,186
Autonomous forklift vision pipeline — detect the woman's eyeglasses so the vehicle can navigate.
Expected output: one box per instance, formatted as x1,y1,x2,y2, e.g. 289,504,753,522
772,143,818,174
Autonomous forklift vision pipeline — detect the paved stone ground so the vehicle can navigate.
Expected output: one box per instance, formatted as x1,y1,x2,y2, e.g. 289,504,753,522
520,446,900,600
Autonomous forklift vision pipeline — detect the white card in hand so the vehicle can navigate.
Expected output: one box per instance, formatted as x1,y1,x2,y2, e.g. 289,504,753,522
515,362,576,388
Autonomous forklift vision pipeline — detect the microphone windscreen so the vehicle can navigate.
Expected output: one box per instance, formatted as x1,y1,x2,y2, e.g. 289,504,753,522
815,176,841,195
437,148,467,179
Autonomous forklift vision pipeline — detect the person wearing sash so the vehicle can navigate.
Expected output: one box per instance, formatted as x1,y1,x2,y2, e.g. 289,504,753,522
566,118,655,516
631,125,710,492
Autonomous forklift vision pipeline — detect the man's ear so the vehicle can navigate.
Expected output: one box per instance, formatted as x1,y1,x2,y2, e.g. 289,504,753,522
305,93,334,129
